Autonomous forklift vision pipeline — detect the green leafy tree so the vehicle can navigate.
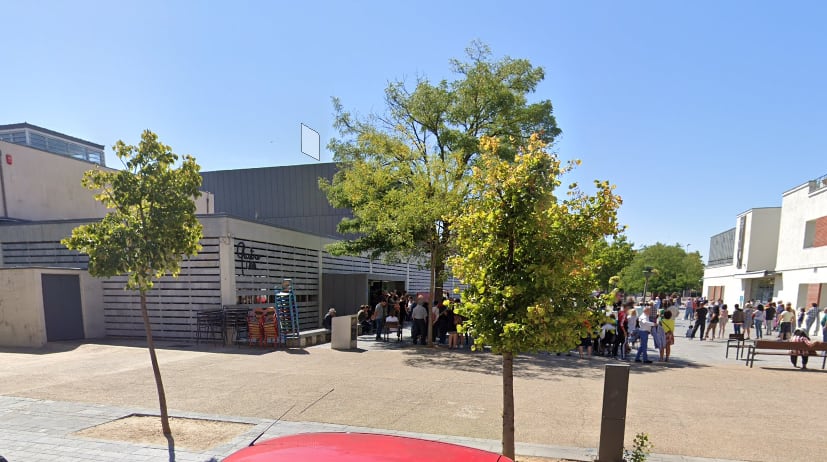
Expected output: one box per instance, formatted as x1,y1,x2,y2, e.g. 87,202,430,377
448,135,622,459
63,130,203,436
618,243,703,295
320,42,561,344
590,234,635,292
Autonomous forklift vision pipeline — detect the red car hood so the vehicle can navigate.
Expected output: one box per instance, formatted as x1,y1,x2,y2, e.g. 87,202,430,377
224,432,511,462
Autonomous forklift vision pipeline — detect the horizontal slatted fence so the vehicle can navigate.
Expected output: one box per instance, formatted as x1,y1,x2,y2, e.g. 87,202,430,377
233,238,320,331
1,241,89,268
102,237,222,339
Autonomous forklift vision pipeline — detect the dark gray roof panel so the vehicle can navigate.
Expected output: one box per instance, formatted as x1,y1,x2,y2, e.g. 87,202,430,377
200,163,352,238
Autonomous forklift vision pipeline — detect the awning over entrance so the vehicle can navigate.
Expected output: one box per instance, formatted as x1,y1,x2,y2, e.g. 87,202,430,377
734,270,779,279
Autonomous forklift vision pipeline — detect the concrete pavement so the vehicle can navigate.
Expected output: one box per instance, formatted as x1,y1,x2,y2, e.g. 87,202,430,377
0,314,825,461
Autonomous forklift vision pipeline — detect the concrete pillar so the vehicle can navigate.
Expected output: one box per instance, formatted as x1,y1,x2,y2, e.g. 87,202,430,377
218,234,236,306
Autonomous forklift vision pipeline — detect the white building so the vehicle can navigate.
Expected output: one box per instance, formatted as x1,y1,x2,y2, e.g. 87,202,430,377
702,174,827,310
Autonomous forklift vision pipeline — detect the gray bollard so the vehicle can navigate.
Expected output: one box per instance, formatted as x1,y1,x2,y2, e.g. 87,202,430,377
596,364,630,462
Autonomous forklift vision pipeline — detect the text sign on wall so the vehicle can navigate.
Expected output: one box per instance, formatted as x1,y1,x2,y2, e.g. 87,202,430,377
235,241,261,275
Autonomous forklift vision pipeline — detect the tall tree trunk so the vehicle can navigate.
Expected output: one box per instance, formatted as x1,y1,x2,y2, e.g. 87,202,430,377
426,248,436,346
140,292,171,436
502,351,515,460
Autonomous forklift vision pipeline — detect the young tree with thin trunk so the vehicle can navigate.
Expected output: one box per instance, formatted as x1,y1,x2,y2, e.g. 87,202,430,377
320,42,561,344
448,135,622,459
63,130,203,436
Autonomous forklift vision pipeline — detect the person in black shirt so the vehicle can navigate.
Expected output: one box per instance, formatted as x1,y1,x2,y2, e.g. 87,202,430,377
692,303,709,340
705,303,720,340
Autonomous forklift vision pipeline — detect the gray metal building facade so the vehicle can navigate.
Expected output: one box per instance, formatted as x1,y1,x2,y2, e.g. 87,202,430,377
201,163,352,238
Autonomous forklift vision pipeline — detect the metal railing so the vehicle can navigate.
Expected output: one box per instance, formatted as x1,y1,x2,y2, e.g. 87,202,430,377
809,173,827,194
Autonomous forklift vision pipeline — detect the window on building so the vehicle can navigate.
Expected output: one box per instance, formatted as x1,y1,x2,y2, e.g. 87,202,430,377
707,285,725,301
708,228,735,266
29,132,47,150
803,216,827,248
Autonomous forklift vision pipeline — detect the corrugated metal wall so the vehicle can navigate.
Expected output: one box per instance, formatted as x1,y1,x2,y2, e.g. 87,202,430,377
200,163,352,238
708,227,736,267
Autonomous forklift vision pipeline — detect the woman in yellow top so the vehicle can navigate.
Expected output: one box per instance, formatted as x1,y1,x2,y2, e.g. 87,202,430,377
778,305,795,340
659,309,676,362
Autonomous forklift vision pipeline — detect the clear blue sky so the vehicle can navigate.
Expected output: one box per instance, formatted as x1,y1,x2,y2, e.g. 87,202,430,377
2,1,825,260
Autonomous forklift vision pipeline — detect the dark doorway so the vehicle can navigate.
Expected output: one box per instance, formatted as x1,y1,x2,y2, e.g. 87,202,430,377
41,274,85,341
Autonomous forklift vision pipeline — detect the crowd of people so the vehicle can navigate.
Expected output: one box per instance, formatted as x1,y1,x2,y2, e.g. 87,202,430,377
682,298,825,341
325,289,826,368
330,290,468,347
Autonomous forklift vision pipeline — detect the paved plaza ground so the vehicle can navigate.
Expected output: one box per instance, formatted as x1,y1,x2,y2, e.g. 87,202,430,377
0,315,825,462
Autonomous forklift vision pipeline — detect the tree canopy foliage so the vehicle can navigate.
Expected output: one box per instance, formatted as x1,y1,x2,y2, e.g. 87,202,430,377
448,134,622,458
589,234,635,292
63,130,203,435
319,42,561,306
617,243,703,295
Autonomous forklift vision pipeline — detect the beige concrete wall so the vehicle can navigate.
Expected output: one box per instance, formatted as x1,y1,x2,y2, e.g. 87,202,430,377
0,268,104,347
0,268,46,347
777,183,827,271
0,140,213,221
0,141,113,221
745,208,781,272
79,272,105,339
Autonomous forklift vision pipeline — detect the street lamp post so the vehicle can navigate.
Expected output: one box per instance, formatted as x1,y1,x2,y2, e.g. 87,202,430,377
642,266,654,307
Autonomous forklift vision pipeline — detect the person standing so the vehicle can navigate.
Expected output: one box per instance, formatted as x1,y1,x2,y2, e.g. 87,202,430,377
821,307,827,341
753,305,766,339
374,298,388,341
765,303,776,334
805,303,820,337
705,302,720,340
778,304,795,340
322,307,336,330
684,297,695,321
692,302,708,340
743,303,755,339
659,308,676,362
731,304,745,335
718,304,729,338
635,307,654,363
625,304,639,353
615,305,628,359
410,297,428,345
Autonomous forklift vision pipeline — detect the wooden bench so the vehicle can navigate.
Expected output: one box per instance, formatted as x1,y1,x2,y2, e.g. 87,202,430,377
745,340,827,369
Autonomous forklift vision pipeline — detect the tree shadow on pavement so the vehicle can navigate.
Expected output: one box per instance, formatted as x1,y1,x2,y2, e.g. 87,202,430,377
402,348,710,380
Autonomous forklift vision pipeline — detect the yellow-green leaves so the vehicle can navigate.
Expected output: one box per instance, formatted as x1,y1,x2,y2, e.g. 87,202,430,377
62,130,203,294
449,134,622,354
